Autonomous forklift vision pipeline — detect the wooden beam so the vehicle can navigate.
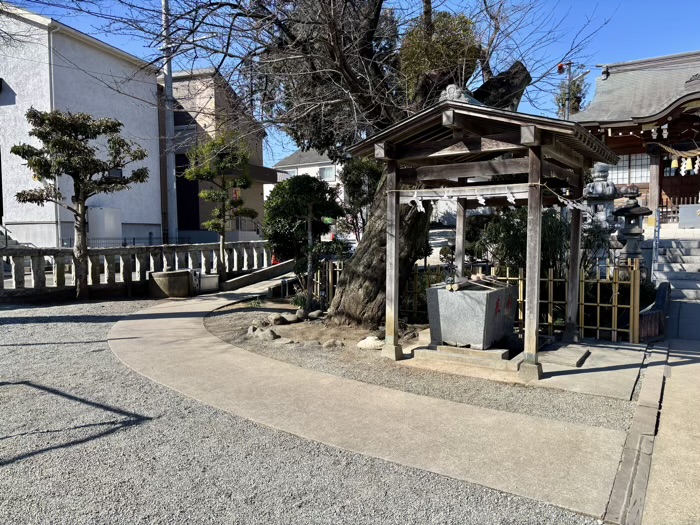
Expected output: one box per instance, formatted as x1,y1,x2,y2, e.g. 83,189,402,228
416,158,529,181
520,125,541,146
396,133,524,162
374,142,394,160
563,174,583,343
542,135,585,169
383,160,403,360
521,146,544,381
442,109,465,129
543,161,579,187
398,183,529,204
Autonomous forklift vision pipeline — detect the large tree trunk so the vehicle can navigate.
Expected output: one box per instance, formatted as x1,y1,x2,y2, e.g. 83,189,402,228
73,202,89,300
472,61,531,111
329,61,531,328
328,175,432,328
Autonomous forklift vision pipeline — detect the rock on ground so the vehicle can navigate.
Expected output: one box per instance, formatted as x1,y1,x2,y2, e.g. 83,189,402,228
357,336,384,350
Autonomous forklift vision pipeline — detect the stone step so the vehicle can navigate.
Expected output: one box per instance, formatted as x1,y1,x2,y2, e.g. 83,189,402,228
436,345,509,360
657,240,700,249
659,247,700,257
656,263,700,272
413,348,521,371
666,280,700,290
658,255,700,264
656,271,700,281
671,289,700,300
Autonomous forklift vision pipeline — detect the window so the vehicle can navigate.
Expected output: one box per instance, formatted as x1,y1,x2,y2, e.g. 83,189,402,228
173,103,196,128
607,154,650,185
319,166,335,181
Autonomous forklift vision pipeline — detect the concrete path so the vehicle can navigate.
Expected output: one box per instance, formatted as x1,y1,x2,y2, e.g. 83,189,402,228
108,285,626,518
644,339,700,524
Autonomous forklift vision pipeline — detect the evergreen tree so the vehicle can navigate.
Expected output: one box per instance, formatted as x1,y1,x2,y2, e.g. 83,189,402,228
12,108,149,299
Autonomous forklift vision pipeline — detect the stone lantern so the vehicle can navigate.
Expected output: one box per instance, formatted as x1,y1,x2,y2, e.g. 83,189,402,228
583,162,619,232
613,185,652,261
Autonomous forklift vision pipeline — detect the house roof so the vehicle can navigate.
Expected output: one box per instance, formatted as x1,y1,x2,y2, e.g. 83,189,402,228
572,51,700,126
273,149,332,168
1,5,157,71
348,98,618,165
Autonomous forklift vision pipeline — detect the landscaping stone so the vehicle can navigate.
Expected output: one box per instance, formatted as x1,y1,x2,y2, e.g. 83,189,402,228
296,309,306,319
256,329,279,341
308,310,324,320
247,326,257,336
268,314,287,325
322,339,344,348
252,319,268,329
357,336,385,350
282,313,300,324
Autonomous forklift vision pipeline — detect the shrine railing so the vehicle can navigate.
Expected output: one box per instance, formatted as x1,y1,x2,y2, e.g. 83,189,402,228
0,241,271,298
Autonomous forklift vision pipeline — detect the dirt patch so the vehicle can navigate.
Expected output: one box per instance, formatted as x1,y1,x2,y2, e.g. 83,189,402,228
204,298,635,432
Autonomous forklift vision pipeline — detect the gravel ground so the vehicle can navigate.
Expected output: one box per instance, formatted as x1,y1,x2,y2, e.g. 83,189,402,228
206,306,635,432
0,299,605,524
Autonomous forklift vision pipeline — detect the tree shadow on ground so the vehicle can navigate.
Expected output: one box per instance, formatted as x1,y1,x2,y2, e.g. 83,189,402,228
0,381,151,467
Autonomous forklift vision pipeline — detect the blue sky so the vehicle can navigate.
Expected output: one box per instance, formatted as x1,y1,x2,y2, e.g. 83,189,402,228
20,0,700,166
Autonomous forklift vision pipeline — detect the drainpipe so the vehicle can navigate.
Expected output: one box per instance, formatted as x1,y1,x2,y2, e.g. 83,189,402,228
48,25,62,248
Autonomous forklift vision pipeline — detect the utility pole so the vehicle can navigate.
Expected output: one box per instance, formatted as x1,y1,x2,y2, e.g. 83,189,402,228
565,62,573,121
162,0,178,243
558,61,589,121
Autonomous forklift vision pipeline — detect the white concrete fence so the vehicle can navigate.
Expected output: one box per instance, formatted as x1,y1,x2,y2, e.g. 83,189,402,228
0,241,271,297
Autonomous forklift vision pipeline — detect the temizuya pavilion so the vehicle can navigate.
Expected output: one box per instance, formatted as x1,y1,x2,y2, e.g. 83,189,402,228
348,90,618,381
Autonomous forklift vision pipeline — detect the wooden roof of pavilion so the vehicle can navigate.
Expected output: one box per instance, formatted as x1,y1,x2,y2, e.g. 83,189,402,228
349,98,618,207
349,99,618,170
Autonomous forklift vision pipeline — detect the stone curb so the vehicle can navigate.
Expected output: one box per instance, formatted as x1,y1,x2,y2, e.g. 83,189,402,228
604,342,669,525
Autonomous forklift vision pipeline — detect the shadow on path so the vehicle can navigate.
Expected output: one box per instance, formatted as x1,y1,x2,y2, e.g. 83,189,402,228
0,381,151,467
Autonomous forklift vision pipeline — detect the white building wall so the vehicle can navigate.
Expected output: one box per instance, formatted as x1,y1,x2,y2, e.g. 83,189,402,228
0,16,56,246
280,162,344,201
51,31,162,242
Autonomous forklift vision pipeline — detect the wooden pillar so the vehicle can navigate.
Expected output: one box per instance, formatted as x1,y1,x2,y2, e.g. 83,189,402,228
383,160,403,360
563,173,583,343
648,154,661,213
455,198,466,277
520,146,544,381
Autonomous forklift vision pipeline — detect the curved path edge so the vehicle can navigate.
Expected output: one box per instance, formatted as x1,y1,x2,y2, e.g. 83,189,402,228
108,289,625,518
